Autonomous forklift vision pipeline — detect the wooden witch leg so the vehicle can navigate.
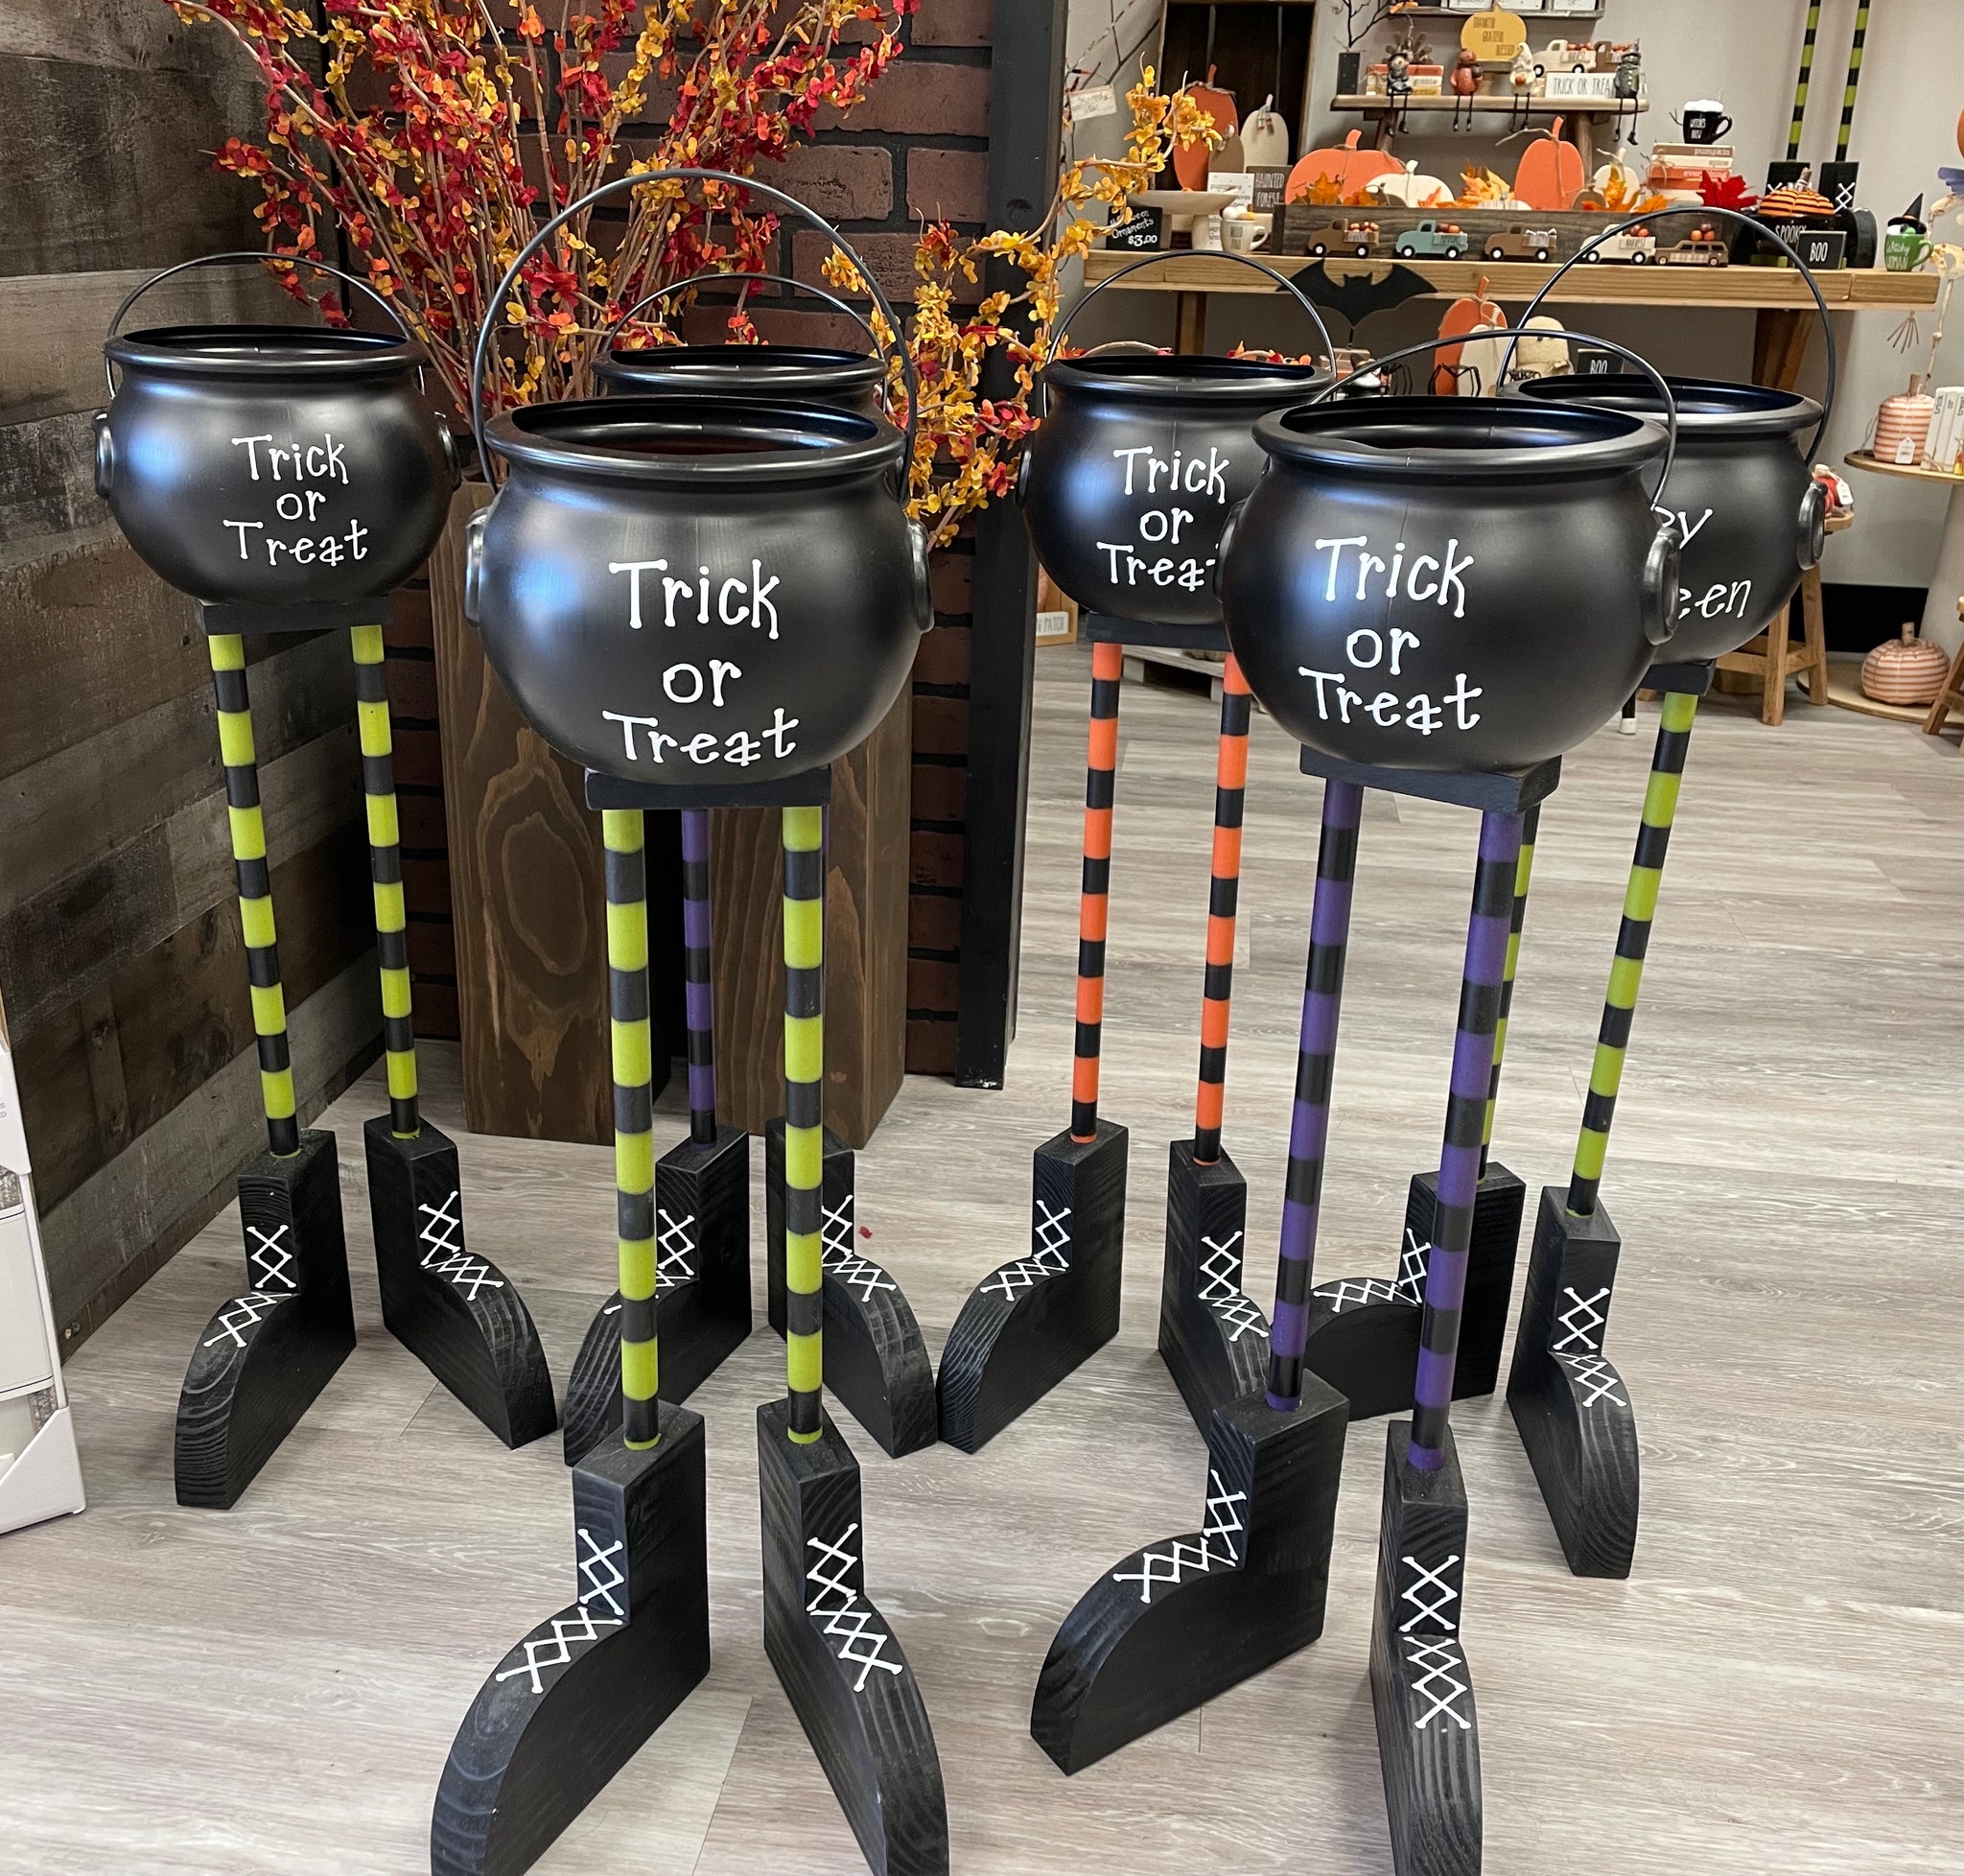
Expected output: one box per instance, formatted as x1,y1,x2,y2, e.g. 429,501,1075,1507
940,641,1128,1452
433,809,711,1876
175,634,355,1509
1371,805,1529,1876
1508,682,1702,1578
1159,656,1272,1429
1296,755,1557,1422
351,624,554,1449
758,806,948,1876
1030,783,1361,1773
565,808,751,1465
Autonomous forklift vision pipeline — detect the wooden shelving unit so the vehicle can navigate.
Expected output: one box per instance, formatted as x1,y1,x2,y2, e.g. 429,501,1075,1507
1844,450,1964,486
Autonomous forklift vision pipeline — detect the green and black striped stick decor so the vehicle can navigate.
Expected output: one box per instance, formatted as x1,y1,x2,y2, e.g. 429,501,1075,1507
350,625,419,1138
1480,804,1539,1179
1568,692,1697,1217
1837,0,1869,162
211,635,299,1160
603,809,660,1449
1789,0,1821,160
782,805,826,1444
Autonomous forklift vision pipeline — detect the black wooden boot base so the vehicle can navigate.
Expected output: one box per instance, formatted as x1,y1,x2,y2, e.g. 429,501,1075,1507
765,1122,937,1458
432,1404,712,1876
562,1127,753,1466
758,1398,949,1876
1030,1376,1348,1774
175,1131,356,1510
1158,1140,1270,1432
365,1118,556,1450
1506,1184,1639,1580
938,1120,1128,1454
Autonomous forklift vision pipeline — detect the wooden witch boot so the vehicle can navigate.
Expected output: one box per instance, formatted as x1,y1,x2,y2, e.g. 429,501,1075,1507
349,623,554,1449
433,808,711,1876
759,804,948,1876
1031,777,1367,1771
175,634,355,1509
564,807,751,1465
941,640,1130,1452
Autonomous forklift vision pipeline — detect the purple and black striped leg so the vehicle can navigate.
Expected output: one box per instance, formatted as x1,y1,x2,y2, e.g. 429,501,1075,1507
1029,780,1357,1773
563,809,752,1466
1369,810,1521,1876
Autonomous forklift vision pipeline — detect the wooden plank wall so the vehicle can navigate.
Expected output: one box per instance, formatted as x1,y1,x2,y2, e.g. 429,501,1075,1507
0,1,384,1351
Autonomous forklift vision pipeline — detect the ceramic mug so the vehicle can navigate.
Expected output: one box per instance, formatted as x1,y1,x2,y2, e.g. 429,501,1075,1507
1884,226,1934,272
1680,102,1732,144
1193,213,1224,252
1223,215,1269,254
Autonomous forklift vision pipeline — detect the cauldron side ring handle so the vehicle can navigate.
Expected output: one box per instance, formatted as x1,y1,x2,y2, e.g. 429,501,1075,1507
1310,329,1684,647
469,169,920,486
103,251,418,402
599,269,881,357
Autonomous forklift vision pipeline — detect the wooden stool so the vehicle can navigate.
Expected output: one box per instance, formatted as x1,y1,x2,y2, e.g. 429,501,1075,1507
1713,511,1847,725
1921,598,1964,743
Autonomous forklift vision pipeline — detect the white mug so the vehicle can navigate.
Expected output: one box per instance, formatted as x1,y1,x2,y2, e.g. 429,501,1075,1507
1193,213,1224,251
1223,216,1269,254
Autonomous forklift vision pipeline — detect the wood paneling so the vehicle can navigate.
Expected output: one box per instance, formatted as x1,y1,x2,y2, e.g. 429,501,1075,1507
427,483,612,1146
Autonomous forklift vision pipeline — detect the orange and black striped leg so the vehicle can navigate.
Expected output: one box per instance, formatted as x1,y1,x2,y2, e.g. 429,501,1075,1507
1160,655,1270,1429
939,640,1128,1452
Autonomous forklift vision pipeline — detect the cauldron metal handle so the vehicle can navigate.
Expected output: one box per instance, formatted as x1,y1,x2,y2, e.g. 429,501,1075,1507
469,169,921,484
102,250,419,401
1311,328,1685,646
1042,250,1338,403
599,268,880,355
1516,204,1838,572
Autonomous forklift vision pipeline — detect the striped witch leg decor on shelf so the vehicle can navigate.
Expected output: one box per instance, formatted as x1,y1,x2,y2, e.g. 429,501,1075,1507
606,809,661,1450
1266,780,1364,1413
782,805,827,1445
1569,691,1696,1220
1788,0,1821,160
174,634,356,1510
1157,655,1271,1429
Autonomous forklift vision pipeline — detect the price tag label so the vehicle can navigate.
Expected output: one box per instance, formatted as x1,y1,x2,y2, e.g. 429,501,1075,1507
1071,83,1118,123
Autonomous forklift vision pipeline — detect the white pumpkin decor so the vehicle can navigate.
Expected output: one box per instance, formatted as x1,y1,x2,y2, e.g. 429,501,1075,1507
1242,95,1290,170
1368,159,1455,208
1511,315,1573,381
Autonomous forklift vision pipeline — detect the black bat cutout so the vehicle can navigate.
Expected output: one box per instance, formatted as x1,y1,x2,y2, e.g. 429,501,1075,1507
1290,258,1434,337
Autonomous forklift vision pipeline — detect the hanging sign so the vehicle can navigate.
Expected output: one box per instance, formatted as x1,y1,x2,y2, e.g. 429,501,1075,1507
1461,8,1527,62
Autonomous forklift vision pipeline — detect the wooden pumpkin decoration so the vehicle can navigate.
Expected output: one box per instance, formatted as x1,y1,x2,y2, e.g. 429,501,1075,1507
1434,288,1506,394
1175,68,1239,192
1515,117,1586,211
1369,159,1455,207
1861,623,1952,705
1285,129,1404,204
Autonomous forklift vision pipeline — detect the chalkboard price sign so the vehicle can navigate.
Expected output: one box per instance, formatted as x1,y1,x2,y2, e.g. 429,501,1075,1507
1105,205,1164,252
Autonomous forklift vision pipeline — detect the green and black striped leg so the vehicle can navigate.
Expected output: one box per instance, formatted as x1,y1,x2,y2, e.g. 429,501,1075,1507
758,803,949,1876
565,808,753,1467
175,633,355,1510
354,623,554,1450
433,805,711,1876
1298,803,1541,1422
1509,689,1698,1579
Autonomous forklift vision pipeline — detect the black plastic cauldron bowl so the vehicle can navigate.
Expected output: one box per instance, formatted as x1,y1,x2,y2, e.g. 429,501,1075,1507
1519,375,1825,661
1017,254,1335,630
1223,393,1676,772
96,258,456,609
467,396,926,785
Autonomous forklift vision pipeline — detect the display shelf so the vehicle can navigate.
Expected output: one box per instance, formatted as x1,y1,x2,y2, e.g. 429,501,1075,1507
1331,92,1637,113
1844,450,1964,485
1083,249,1942,311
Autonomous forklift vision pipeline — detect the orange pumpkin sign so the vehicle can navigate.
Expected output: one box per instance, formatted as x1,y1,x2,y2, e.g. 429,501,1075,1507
1174,71,1239,192
1514,116,1586,211
1285,129,1404,204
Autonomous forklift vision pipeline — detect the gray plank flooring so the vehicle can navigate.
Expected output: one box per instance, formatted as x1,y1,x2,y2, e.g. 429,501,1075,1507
4,648,1962,1874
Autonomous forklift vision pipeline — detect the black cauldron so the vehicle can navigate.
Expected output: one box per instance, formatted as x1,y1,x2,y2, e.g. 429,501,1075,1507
1517,377,1824,663
596,268,886,417
464,172,928,788
1223,392,1676,772
1017,254,1334,629
95,255,456,607
467,397,924,784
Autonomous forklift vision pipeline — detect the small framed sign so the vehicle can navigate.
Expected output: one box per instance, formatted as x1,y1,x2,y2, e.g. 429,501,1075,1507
1105,204,1164,251
1544,70,1618,100
1772,224,1847,270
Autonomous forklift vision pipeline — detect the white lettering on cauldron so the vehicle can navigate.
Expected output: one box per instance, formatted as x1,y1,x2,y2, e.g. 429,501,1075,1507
1659,507,1753,625
1295,533,1483,736
598,554,800,766
222,432,368,566
1094,443,1231,593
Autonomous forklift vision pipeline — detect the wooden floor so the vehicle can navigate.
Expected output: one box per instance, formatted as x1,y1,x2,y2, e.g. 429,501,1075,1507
7,649,1964,1875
